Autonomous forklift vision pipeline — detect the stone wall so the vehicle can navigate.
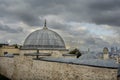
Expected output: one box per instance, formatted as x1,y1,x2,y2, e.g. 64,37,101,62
0,56,118,80
0,57,14,79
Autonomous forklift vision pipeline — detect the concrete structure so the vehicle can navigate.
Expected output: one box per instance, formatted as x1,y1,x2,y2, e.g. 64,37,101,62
0,56,118,80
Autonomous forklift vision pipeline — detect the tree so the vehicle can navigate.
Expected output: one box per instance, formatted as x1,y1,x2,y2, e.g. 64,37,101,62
69,48,82,58
12,44,18,48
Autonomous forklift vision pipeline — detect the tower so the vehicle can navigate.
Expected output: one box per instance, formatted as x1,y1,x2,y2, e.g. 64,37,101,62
103,47,109,60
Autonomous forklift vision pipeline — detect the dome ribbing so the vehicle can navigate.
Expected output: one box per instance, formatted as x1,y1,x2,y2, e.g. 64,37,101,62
22,21,66,50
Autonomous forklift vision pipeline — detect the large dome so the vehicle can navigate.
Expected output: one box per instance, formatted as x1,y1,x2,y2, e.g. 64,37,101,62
22,22,66,50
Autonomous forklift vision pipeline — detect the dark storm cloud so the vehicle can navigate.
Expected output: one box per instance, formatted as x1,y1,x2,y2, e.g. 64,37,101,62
88,0,120,26
0,23,23,33
48,21,69,30
17,12,41,26
1,0,120,27
0,0,119,51
0,0,41,26
24,0,120,27
90,0,120,11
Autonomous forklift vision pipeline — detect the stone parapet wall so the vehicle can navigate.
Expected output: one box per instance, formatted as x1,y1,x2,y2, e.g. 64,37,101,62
0,57,14,79
0,56,118,80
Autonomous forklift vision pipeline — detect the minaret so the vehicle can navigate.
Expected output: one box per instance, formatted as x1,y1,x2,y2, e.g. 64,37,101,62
88,48,90,53
43,19,48,29
103,47,109,60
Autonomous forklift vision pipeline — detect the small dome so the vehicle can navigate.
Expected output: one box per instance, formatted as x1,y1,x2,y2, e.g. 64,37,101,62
22,21,66,50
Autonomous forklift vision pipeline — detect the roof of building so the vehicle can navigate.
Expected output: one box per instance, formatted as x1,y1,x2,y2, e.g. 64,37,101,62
62,53,77,56
78,52,99,60
37,57,118,68
32,52,118,68
22,20,66,50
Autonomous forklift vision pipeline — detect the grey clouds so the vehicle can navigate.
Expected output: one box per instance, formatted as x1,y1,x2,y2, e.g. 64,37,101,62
0,0,120,51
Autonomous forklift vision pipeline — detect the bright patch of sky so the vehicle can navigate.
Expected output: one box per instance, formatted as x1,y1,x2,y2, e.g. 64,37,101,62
68,22,114,37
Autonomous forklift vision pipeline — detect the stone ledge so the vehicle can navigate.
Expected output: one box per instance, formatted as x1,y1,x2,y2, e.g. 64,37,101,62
33,57,118,69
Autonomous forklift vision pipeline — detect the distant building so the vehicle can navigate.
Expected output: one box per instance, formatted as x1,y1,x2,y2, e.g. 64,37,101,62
0,45,20,56
111,47,115,53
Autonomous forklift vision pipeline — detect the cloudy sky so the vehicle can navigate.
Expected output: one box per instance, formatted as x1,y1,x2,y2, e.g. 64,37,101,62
0,0,120,51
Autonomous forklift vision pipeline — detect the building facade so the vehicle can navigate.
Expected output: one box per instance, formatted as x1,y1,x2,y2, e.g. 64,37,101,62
0,45,20,56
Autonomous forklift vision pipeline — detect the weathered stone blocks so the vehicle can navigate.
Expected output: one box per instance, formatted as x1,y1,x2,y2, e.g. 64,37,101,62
0,56,118,80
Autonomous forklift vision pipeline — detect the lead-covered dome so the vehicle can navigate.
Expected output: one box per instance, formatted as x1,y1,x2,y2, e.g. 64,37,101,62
22,21,66,50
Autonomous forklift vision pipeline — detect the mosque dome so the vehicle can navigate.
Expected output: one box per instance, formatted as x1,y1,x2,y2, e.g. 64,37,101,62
22,20,66,50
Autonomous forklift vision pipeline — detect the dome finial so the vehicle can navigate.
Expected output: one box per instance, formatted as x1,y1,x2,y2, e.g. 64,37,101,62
43,19,47,29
